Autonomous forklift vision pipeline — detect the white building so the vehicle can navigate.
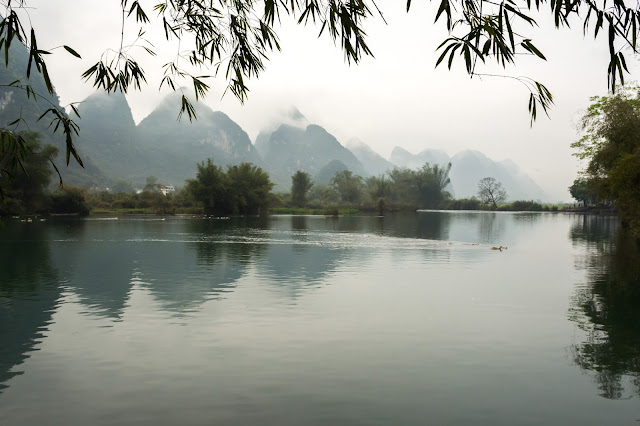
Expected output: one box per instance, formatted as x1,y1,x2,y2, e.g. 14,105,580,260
160,185,175,196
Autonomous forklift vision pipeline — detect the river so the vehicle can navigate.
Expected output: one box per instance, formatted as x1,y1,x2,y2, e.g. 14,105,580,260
0,212,638,425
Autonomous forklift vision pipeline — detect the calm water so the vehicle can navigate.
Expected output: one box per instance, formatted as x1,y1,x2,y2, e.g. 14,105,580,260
0,212,638,425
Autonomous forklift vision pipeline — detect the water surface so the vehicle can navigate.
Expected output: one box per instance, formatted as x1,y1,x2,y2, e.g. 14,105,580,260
0,212,638,424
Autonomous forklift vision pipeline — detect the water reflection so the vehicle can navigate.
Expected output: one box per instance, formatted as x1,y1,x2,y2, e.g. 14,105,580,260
0,222,61,393
251,216,353,295
5,213,640,424
570,214,618,247
49,219,136,319
422,211,534,244
569,216,640,399
141,218,271,313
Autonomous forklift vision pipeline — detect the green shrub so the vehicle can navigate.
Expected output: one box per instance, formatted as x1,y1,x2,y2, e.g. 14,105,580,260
510,200,543,211
50,187,90,216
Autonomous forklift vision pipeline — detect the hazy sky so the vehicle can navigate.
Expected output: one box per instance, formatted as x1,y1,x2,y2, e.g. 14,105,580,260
22,1,640,200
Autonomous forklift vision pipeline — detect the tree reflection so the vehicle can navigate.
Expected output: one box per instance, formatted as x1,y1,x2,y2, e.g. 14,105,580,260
569,216,640,399
380,212,450,240
290,215,309,253
48,218,137,320
134,217,270,313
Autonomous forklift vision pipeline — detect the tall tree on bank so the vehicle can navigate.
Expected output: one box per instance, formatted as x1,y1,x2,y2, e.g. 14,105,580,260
331,170,364,203
185,159,228,216
572,87,640,237
0,132,58,215
1,0,640,198
291,171,314,207
569,178,597,207
225,163,274,215
386,163,452,208
477,177,508,209
415,163,452,208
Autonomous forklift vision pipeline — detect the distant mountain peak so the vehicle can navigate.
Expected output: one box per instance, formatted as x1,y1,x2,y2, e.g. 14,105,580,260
391,146,413,156
254,118,365,189
453,149,488,160
417,147,449,157
347,139,393,176
84,90,127,102
287,105,307,123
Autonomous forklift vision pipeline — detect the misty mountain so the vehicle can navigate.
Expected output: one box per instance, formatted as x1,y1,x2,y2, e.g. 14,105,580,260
346,138,394,176
75,91,143,182
386,147,546,201
449,150,547,200
0,39,547,200
390,147,450,170
255,122,365,189
134,93,262,184
74,92,261,186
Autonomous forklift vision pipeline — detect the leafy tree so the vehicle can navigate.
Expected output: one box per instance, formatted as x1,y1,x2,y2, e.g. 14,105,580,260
415,162,452,208
366,175,392,200
49,186,90,216
331,170,364,203
225,163,274,215
291,171,314,207
572,88,640,236
386,163,452,208
185,159,228,216
0,131,58,215
308,184,340,205
149,192,175,215
477,177,507,208
388,168,418,204
173,187,197,209
186,159,273,215
569,178,597,206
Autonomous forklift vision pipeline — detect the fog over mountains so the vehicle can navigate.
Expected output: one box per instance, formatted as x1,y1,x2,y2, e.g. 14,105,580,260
386,147,547,201
5,90,549,200
0,41,548,201
74,92,548,200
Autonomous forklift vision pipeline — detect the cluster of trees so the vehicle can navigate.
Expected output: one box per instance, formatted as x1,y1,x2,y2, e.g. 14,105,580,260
570,87,640,237
441,198,556,212
0,132,90,216
0,136,275,217
86,188,190,215
185,160,273,216
93,160,276,216
284,163,454,212
2,136,557,218
286,168,561,213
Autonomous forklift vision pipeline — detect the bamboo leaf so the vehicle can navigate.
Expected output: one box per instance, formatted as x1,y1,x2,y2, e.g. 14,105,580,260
63,45,81,58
